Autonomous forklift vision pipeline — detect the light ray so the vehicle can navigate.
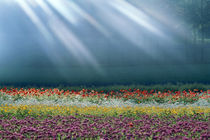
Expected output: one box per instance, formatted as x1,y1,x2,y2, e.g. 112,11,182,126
49,19,104,73
131,1,189,42
45,0,78,25
64,1,109,37
87,2,156,57
15,0,65,67
34,0,52,15
36,0,99,64
33,0,105,75
109,0,165,37
45,0,109,36
15,0,52,42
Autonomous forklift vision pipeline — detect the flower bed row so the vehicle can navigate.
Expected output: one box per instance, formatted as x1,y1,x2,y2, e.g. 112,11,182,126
0,105,209,118
0,114,209,139
0,88,209,104
0,87,209,140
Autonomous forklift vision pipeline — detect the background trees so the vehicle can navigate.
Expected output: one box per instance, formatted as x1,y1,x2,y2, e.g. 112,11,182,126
162,0,210,46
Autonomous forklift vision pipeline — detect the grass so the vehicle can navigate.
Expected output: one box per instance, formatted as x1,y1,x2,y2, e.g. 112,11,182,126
1,83,210,92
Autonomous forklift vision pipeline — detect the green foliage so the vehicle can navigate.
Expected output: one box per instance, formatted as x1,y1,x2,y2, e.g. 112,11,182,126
1,83,210,92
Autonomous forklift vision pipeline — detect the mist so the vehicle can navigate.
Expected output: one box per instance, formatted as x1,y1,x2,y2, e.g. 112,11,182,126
0,0,209,86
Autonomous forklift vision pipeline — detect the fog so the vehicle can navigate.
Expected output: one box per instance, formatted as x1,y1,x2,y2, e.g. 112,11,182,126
0,0,209,86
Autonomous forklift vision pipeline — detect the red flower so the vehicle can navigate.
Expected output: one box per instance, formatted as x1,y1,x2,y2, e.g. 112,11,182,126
129,123,133,127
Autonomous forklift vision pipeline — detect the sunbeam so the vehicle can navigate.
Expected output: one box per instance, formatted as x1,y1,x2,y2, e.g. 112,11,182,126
109,0,165,37
85,0,158,59
45,0,78,25
64,0,109,37
15,0,68,69
49,19,99,67
128,0,188,42
0,0,209,85
23,0,105,75
15,0,52,42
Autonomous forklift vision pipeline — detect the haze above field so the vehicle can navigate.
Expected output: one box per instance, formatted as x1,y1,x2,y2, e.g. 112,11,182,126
0,0,209,85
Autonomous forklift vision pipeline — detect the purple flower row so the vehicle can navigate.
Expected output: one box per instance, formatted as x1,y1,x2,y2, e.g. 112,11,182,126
0,114,209,140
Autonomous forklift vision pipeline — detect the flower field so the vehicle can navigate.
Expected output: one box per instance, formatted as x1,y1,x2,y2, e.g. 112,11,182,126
0,87,209,139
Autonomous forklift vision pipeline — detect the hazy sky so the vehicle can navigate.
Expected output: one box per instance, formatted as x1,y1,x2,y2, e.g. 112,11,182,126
0,0,208,85
0,0,186,67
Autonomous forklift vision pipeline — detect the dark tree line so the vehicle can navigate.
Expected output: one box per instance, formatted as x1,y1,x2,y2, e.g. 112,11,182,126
174,0,210,45
160,0,210,45
128,0,210,46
